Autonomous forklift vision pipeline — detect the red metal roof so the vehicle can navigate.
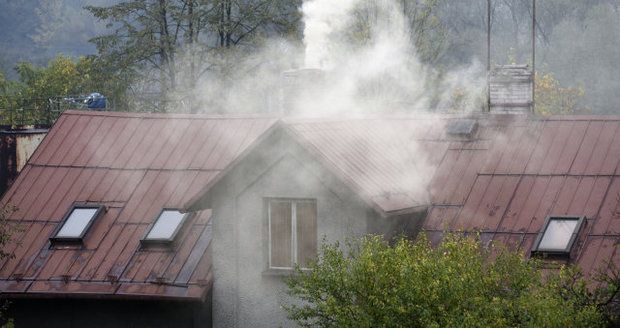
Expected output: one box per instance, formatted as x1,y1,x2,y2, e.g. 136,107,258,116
0,110,277,300
2,110,619,299
283,114,619,276
423,115,620,277
284,117,449,215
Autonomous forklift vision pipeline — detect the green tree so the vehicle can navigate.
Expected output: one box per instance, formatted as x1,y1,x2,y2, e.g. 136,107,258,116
285,234,612,327
0,54,128,125
343,0,445,64
86,0,300,112
0,205,17,328
534,71,586,116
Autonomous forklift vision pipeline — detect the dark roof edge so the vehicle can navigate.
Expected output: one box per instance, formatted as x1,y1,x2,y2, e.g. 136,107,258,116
384,204,429,217
61,109,282,120
0,290,207,303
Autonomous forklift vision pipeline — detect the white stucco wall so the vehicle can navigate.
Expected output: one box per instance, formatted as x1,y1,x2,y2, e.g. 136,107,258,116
206,130,371,328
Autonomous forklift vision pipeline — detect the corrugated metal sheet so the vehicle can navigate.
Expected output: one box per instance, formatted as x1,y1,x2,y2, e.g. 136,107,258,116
285,117,450,215
0,110,277,301
423,115,620,277
3,109,620,299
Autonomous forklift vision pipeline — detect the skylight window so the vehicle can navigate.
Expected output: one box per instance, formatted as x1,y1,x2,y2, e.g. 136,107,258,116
532,216,585,255
142,209,188,244
51,205,105,242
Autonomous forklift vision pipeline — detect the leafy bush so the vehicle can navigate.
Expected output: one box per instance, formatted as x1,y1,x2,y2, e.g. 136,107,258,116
286,233,613,327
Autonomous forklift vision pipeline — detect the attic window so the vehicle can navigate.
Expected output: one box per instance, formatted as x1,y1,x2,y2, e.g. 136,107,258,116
532,216,585,255
51,204,105,243
267,198,317,270
142,209,188,244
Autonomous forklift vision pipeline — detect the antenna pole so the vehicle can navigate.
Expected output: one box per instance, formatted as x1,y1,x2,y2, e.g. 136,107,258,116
531,0,536,113
487,0,491,112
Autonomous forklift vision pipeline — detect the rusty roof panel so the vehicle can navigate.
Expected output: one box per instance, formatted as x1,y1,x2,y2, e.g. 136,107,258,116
452,175,492,230
528,176,564,233
61,116,104,166
162,224,205,282
48,115,92,166
565,177,596,214
423,206,460,231
37,168,83,220
498,175,535,232
551,176,581,215
551,121,588,174
538,121,574,175
78,223,126,281
150,119,192,169
436,150,473,205
570,121,605,175
49,169,97,219
592,178,620,235
493,126,528,174
584,122,619,175
480,176,520,231
97,118,141,168
30,114,78,165
506,122,542,174
449,150,488,205
524,121,561,174
424,116,620,279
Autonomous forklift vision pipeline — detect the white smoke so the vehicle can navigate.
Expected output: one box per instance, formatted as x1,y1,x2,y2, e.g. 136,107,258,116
295,0,434,116
188,0,484,116
302,0,359,69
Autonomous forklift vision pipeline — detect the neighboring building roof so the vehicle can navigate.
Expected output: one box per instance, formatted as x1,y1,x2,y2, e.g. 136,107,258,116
0,110,277,300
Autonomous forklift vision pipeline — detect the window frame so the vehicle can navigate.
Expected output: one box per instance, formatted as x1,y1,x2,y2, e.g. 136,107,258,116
50,203,106,243
141,208,190,246
532,215,585,255
267,198,317,270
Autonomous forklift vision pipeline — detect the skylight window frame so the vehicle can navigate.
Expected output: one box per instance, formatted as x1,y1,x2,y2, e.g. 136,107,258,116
532,215,585,256
50,203,106,244
141,208,190,246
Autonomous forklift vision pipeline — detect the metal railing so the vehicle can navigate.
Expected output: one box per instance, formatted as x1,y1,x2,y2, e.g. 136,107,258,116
0,96,115,126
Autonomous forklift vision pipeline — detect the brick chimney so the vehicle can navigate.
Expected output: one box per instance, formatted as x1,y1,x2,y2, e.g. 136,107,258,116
489,65,533,114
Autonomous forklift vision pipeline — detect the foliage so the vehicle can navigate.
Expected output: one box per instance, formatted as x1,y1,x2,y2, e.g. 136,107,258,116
343,0,445,64
535,71,586,116
86,0,300,112
0,54,127,125
0,205,16,327
13,55,115,99
0,205,16,262
285,234,609,328
550,265,620,327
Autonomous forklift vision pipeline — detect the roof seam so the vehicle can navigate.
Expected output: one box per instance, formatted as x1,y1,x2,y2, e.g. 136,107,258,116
576,178,616,263
24,164,222,172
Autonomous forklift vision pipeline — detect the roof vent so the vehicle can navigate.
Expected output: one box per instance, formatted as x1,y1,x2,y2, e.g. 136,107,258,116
446,119,478,138
489,65,533,114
